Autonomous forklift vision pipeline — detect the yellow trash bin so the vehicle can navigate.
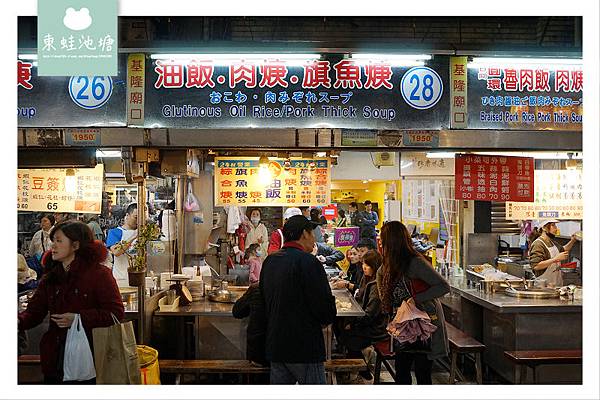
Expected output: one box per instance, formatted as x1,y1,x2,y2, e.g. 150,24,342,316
137,345,161,384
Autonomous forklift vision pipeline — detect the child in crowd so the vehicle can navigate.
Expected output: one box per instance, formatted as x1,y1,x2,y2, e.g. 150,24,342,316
244,243,263,284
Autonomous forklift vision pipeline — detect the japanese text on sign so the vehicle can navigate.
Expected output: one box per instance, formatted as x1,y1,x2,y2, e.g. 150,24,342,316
17,165,104,213
214,157,330,207
454,154,534,202
506,170,582,220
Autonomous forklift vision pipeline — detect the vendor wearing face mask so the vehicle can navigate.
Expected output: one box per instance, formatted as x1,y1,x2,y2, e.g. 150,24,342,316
529,220,578,287
246,208,269,260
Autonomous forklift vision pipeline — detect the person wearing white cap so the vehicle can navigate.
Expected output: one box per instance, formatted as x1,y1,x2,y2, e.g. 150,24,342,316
528,219,578,287
267,208,302,255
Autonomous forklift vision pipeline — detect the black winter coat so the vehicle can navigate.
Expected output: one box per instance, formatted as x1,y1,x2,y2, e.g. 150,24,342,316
259,243,337,363
232,284,268,366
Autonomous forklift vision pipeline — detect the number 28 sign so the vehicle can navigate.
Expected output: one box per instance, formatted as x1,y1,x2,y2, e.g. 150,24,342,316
68,76,114,109
400,67,443,110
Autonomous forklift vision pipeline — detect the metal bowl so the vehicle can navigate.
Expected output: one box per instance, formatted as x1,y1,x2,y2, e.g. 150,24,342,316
504,288,560,299
207,288,234,303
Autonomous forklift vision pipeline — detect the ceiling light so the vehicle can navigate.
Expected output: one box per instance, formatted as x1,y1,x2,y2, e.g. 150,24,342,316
64,168,77,193
96,150,122,158
468,57,582,69
426,152,456,159
350,53,431,67
150,53,321,67
18,54,37,60
258,155,270,167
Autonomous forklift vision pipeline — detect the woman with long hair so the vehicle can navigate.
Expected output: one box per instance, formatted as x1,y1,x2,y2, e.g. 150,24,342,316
18,221,124,384
377,221,450,385
336,250,388,383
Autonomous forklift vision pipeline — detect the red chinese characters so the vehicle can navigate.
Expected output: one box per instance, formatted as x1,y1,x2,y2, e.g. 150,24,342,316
229,63,257,88
18,60,33,90
302,61,331,88
363,64,393,89
186,61,215,88
333,60,362,89
154,60,184,89
259,64,289,88
454,154,534,202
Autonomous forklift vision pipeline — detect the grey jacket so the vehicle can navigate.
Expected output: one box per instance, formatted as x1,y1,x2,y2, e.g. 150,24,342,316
376,256,450,360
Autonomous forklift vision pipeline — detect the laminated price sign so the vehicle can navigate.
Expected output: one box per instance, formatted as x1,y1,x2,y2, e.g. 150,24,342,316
214,157,330,207
17,164,104,213
506,169,583,220
454,154,534,202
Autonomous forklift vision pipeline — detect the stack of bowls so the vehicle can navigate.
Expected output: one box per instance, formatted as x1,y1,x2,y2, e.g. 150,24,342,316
186,278,205,301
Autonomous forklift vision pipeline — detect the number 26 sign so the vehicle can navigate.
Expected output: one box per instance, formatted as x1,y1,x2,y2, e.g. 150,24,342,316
69,76,114,109
400,67,443,110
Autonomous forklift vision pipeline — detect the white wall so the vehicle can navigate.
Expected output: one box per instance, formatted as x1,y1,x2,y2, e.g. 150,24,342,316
331,151,400,181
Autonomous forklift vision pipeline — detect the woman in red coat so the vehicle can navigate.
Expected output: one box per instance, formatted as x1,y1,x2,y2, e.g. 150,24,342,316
18,221,124,384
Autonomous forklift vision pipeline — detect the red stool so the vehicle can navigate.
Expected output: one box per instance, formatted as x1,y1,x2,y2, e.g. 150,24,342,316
373,337,396,384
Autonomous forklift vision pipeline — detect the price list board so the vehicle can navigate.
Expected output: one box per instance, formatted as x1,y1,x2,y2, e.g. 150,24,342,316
214,157,330,207
455,154,534,202
17,165,104,213
506,169,582,220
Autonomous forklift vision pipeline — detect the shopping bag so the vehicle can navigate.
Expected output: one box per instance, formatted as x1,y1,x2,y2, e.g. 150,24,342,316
92,314,141,384
63,314,96,382
184,181,201,212
137,345,161,384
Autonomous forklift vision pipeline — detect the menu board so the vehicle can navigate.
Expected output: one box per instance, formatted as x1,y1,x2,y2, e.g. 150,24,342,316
17,165,104,213
214,157,330,207
506,169,583,220
455,154,534,202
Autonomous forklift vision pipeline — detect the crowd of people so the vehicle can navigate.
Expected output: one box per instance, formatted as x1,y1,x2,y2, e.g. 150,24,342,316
18,201,451,385
233,210,451,385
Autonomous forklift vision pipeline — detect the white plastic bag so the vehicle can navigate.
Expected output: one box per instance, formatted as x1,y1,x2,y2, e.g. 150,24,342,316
63,314,96,382
184,181,201,212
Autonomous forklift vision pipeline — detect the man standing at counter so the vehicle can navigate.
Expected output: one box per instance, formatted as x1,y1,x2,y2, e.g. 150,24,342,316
357,200,379,249
529,219,578,287
260,215,337,384
105,203,138,287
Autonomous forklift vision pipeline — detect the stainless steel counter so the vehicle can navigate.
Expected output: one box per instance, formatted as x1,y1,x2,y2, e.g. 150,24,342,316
152,287,365,361
443,273,582,384
447,275,582,314
154,288,365,317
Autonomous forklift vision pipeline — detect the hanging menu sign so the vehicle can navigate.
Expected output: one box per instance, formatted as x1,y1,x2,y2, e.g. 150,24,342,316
214,157,330,207
17,165,104,213
506,169,583,220
454,154,534,202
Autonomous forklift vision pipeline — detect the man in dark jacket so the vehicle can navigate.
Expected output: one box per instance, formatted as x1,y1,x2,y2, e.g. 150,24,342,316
232,283,268,367
260,215,337,384
356,200,379,248
313,242,345,268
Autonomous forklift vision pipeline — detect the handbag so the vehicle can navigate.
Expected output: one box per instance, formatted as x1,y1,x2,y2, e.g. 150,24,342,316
92,314,141,384
387,278,436,353
63,314,97,382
